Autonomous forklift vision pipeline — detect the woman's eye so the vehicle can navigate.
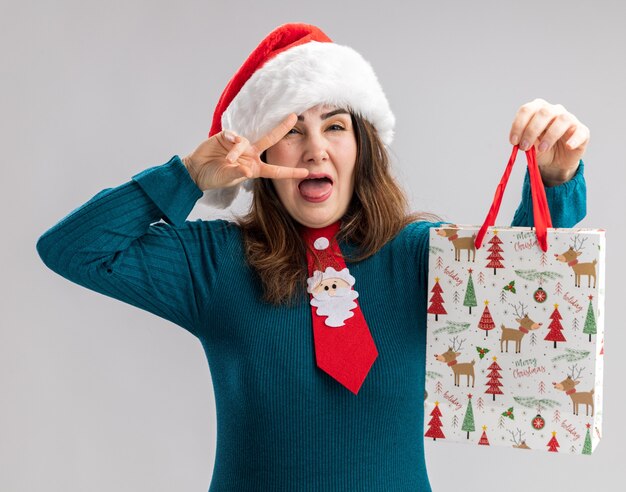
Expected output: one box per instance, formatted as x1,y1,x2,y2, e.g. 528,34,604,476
328,124,345,131
285,125,344,137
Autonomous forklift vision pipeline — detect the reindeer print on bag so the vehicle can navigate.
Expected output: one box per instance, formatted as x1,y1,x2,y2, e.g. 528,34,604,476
553,364,595,417
499,302,542,353
435,336,475,387
436,226,476,262
554,236,597,288
508,428,531,450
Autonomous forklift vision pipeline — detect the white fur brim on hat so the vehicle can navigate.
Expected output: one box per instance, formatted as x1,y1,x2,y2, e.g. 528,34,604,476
201,41,395,209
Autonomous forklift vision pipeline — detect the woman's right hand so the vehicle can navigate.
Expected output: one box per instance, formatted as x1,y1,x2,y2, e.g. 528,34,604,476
181,113,308,191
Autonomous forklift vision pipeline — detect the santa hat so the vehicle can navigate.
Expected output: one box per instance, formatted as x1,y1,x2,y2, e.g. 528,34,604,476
201,22,395,208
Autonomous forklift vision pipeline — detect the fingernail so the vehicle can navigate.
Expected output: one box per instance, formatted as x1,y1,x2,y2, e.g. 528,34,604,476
223,130,236,143
568,139,578,148
511,135,519,145
520,139,529,150
539,141,549,153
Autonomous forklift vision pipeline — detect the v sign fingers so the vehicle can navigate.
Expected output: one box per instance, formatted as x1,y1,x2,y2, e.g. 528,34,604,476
221,134,309,181
257,160,310,180
253,113,299,153
181,113,308,192
252,112,309,181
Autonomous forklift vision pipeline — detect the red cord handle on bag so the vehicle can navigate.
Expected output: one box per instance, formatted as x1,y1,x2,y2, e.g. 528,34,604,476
475,145,553,252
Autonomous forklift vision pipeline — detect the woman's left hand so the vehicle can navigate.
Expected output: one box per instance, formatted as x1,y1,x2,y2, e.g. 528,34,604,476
509,98,590,187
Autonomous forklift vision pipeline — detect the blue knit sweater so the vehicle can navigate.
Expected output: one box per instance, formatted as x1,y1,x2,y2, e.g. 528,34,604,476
36,155,586,491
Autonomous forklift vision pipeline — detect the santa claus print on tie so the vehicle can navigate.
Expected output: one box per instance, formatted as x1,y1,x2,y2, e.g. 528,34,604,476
306,266,359,327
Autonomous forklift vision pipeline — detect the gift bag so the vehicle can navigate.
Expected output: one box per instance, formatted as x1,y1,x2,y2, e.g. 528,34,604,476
424,146,605,454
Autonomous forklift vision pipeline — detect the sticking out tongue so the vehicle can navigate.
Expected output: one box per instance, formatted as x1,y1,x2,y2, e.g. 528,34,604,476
299,178,332,198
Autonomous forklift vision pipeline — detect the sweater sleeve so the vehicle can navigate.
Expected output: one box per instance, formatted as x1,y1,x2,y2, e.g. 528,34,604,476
35,155,225,338
512,160,586,228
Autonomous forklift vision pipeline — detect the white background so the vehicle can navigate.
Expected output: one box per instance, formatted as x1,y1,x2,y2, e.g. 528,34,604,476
3,0,624,490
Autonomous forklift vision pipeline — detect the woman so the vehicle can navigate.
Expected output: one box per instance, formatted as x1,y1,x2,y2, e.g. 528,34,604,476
36,23,588,491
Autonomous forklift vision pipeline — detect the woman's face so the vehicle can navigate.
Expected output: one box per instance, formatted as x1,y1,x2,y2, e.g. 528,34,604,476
265,104,357,228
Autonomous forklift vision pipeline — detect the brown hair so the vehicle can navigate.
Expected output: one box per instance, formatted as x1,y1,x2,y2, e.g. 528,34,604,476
236,112,439,305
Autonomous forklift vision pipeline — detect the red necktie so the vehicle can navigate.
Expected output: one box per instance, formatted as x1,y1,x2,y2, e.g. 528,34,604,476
300,220,378,394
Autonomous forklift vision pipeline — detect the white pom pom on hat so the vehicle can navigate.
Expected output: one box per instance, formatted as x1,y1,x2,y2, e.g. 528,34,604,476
201,22,395,209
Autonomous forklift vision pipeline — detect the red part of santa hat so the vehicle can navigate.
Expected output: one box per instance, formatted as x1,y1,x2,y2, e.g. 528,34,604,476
209,24,332,139
202,23,395,208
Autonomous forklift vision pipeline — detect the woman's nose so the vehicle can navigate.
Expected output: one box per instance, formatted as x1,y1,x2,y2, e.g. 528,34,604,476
303,133,329,164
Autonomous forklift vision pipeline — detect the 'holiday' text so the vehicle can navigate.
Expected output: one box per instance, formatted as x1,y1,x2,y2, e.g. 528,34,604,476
563,292,584,314
443,391,462,411
443,266,463,287
561,420,581,441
